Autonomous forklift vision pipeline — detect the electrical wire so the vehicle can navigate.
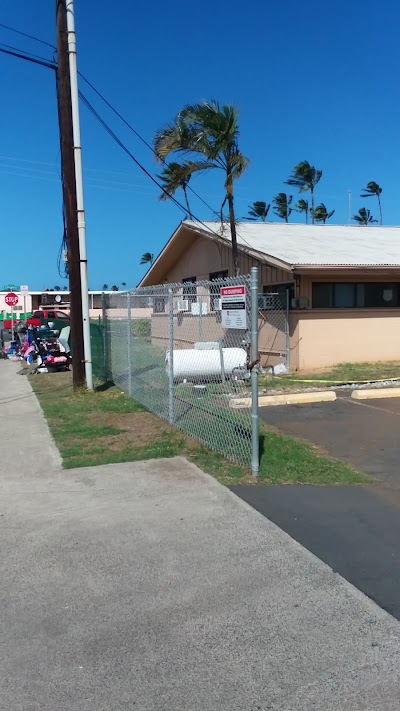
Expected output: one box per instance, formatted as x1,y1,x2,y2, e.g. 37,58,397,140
0,43,56,70
0,24,224,219
78,71,221,219
0,22,56,50
0,31,254,254
78,90,216,226
78,90,251,250
77,75,259,253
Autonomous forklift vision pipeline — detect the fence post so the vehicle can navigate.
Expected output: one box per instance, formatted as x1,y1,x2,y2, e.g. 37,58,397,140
218,340,226,384
127,292,132,396
285,288,290,371
168,288,175,424
101,292,108,382
199,299,203,341
250,267,259,477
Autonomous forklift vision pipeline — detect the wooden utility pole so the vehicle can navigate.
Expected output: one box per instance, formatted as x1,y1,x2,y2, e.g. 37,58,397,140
55,0,85,388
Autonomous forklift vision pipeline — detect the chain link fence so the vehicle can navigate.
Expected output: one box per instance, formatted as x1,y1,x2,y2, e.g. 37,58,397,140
258,290,290,371
91,270,289,471
98,275,257,468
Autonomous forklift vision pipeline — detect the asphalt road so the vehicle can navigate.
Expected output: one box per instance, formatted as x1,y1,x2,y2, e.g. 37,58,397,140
232,483,400,620
261,395,400,488
232,394,400,622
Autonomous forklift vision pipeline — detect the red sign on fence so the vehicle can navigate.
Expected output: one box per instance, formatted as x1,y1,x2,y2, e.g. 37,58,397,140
220,284,247,329
5,292,19,307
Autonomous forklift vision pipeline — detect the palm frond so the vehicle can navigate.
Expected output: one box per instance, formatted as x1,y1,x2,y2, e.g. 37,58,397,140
360,181,382,198
140,252,154,265
311,203,334,223
244,201,270,221
352,207,378,225
272,193,293,221
286,160,322,192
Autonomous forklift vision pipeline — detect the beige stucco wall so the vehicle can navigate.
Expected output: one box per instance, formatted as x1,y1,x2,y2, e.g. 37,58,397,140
291,309,400,371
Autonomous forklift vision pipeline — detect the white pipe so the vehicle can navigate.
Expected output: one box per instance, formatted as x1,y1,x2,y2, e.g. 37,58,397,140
66,0,93,390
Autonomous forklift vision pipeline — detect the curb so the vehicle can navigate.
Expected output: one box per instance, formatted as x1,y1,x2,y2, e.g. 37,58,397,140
352,387,400,401
230,391,337,409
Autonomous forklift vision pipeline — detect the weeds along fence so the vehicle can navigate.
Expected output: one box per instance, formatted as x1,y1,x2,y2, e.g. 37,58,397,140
94,272,260,471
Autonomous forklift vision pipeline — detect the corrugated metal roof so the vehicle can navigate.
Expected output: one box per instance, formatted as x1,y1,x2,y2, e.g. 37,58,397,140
185,221,400,267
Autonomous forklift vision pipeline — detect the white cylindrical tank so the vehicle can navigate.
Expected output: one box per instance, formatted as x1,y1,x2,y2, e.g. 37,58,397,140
165,348,247,380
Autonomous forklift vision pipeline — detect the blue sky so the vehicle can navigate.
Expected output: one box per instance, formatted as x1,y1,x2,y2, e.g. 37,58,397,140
0,0,398,289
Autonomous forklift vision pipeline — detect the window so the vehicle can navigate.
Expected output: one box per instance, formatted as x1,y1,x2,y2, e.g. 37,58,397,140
153,297,166,314
263,283,294,308
182,276,197,304
56,312,69,319
209,270,228,281
209,270,228,311
312,282,400,308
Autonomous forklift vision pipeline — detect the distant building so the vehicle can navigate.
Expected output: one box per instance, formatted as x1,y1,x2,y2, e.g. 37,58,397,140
0,290,114,322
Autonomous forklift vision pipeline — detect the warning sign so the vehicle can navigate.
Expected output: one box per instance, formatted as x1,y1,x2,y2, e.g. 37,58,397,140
220,285,247,329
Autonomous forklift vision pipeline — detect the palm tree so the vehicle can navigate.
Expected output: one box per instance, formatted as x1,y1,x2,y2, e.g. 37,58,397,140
286,161,322,224
53,285,61,291
111,285,119,292
140,252,154,266
272,193,292,222
244,201,270,221
360,182,383,225
121,282,127,288
102,283,109,290
158,162,192,218
352,207,378,226
310,203,335,224
153,100,249,276
294,198,309,224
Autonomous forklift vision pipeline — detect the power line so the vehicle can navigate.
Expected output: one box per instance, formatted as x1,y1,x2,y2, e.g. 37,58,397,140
0,22,56,50
0,32,251,252
77,76,258,252
78,71,221,219
79,90,200,218
0,43,56,70
0,21,220,217
78,90,240,246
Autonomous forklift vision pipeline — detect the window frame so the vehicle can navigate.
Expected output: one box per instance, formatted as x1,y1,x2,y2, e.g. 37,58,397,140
182,276,197,304
312,282,400,309
209,270,228,311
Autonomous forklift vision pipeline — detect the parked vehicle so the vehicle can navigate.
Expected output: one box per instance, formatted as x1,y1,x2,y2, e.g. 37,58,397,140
26,308,70,327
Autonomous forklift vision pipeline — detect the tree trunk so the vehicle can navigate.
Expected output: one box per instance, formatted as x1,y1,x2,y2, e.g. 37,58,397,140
378,195,382,225
311,189,315,224
183,184,192,219
305,209,308,224
226,174,239,276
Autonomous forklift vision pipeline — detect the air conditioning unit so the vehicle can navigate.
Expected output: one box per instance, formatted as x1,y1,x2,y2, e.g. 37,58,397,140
176,299,189,312
291,297,309,309
258,295,270,310
191,302,208,315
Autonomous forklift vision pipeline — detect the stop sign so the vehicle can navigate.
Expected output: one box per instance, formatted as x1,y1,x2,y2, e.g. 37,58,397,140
5,292,19,307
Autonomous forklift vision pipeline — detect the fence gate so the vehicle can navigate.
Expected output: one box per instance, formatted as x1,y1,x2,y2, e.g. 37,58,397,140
101,269,260,474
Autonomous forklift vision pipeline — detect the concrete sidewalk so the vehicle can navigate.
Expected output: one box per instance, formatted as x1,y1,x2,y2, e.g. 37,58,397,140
1,362,400,710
